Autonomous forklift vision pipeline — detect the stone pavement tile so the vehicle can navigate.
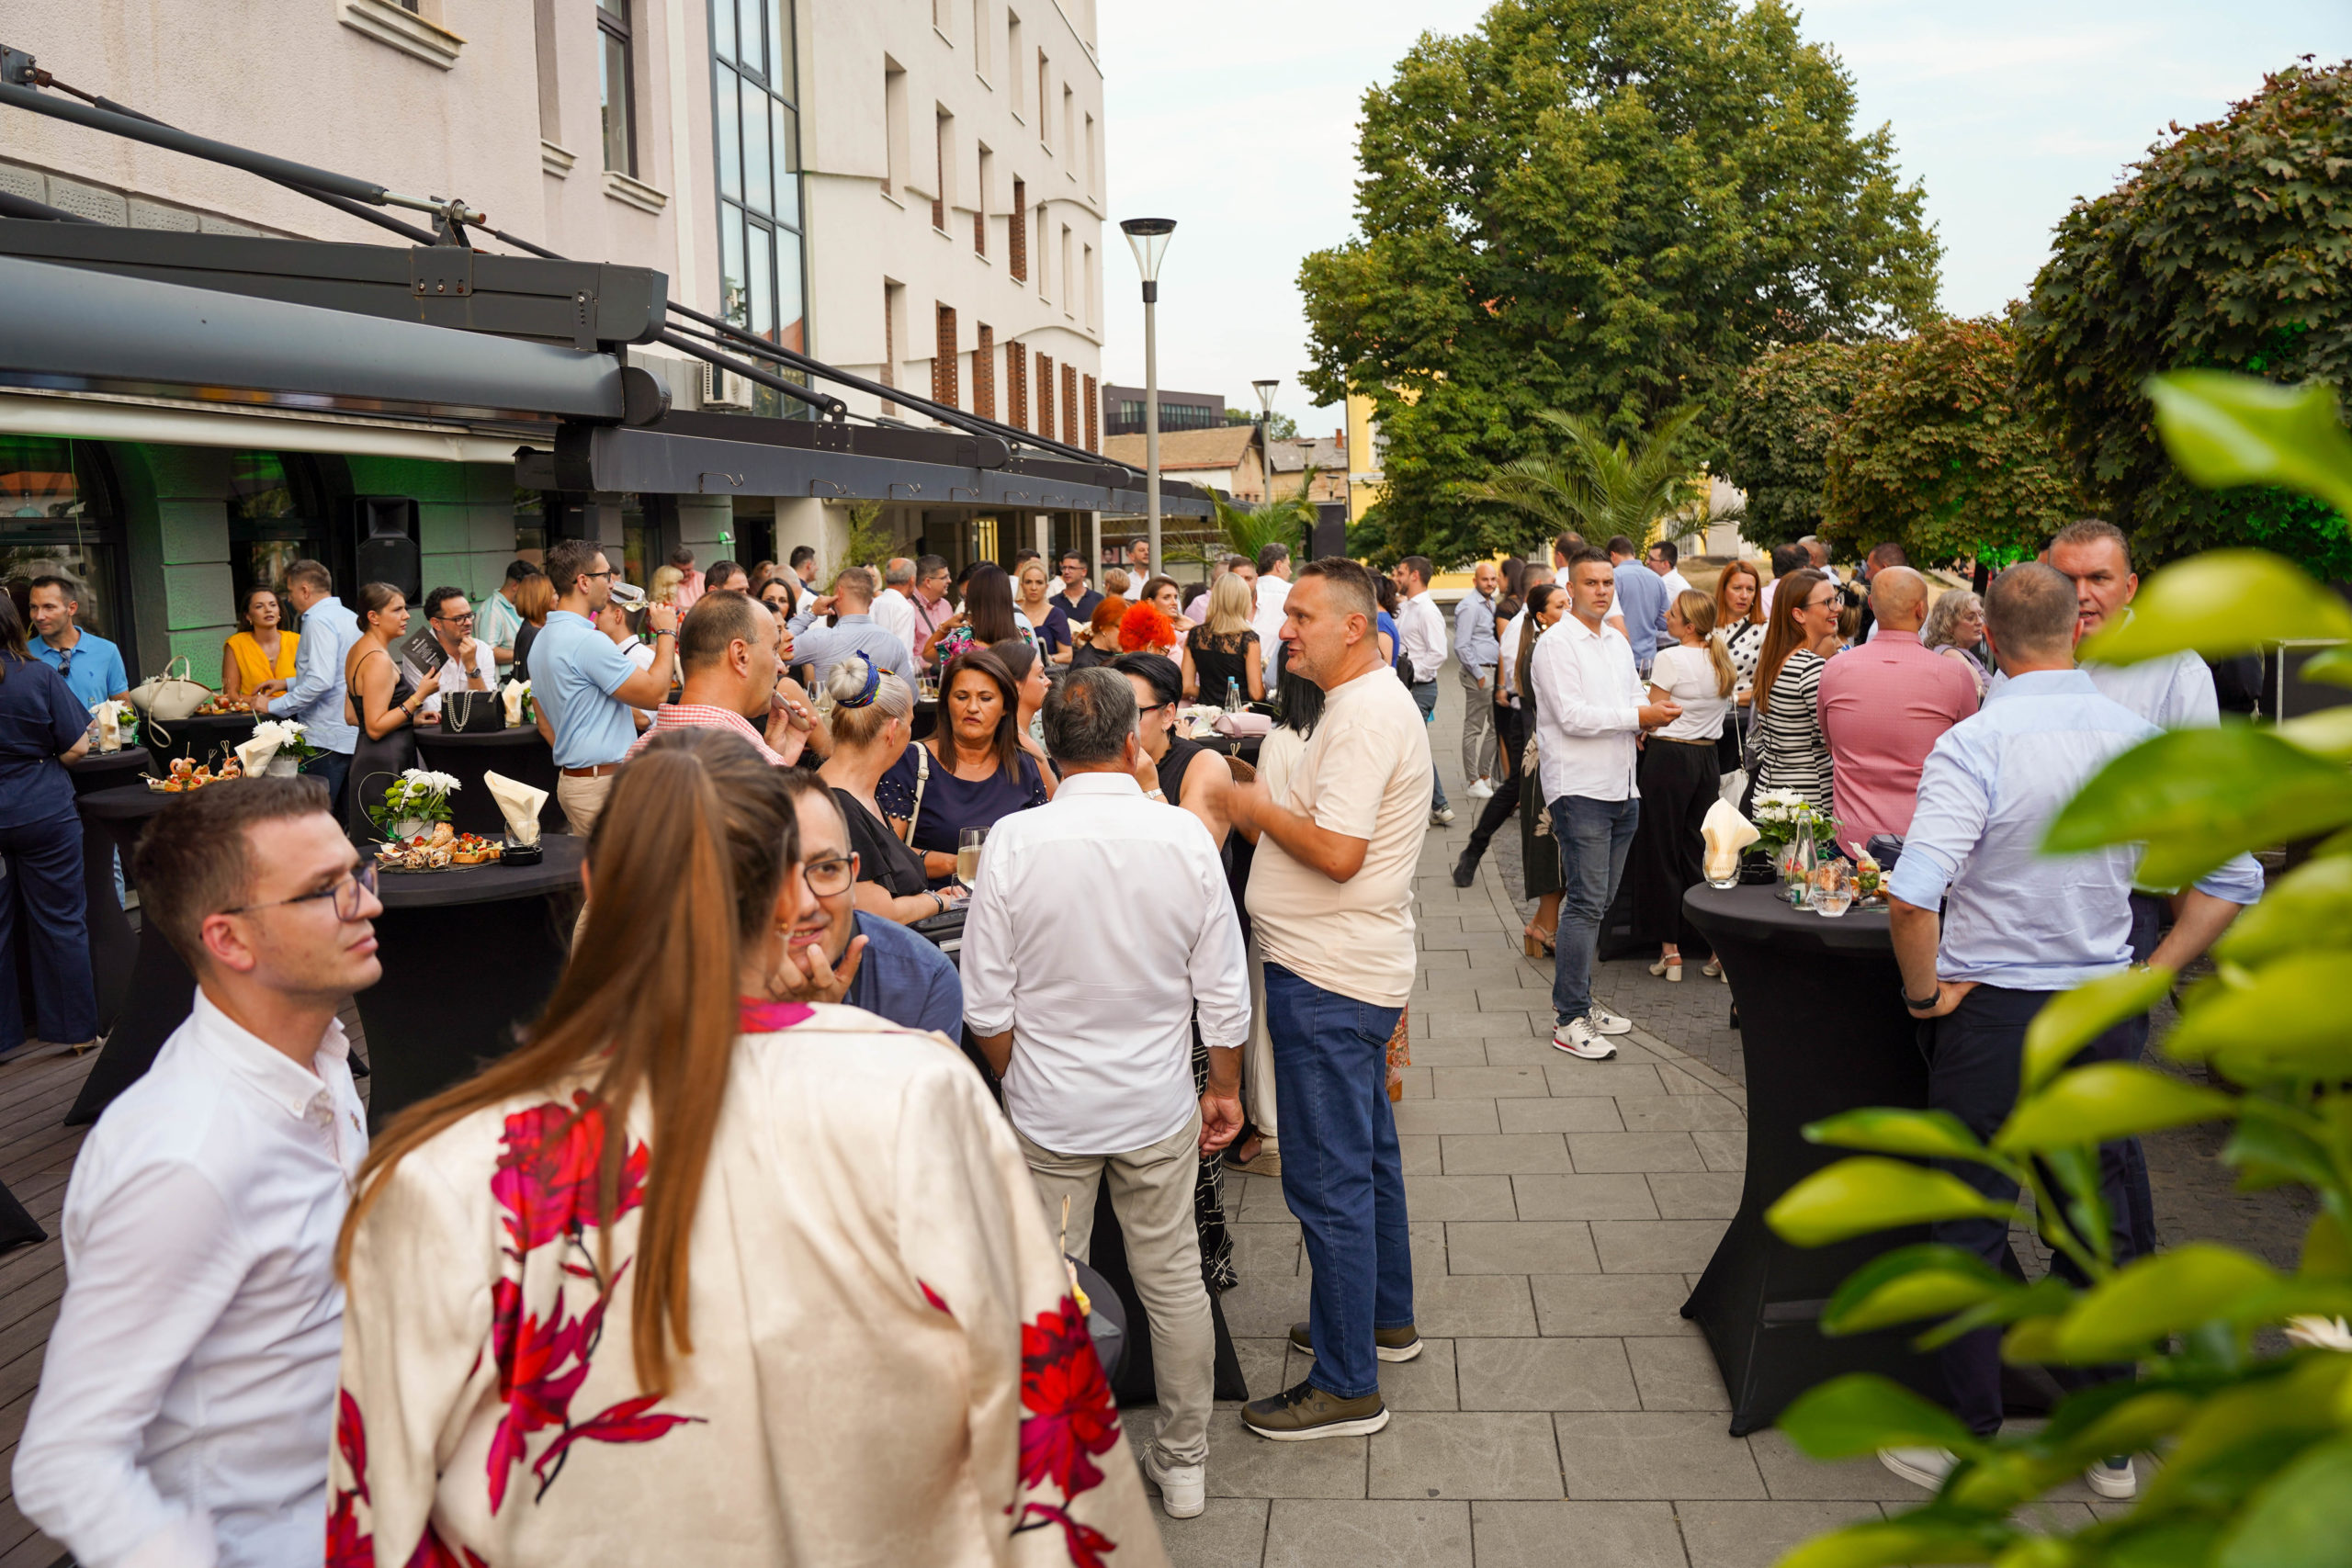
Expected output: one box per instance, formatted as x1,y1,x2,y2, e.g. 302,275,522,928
1400,1134,1443,1175
1514,1174,1661,1221
1405,1175,1520,1221
1623,1337,1732,1412
1675,1501,1887,1568
1233,1222,1305,1278
1422,947,1472,970
1454,1337,1637,1412
1442,1134,1575,1175
1419,930,1487,952
1263,1499,1472,1568
1396,1100,1504,1135
1447,1221,1598,1276
2018,1502,2098,1534
1411,1040,1499,1067
1231,1170,1298,1218
1278,1337,1462,1411
1223,1272,1315,1337
1426,1011,1546,1041
1656,1064,1718,1096
1645,1173,1745,1220
1207,1418,1369,1498
1554,1413,1767,1499
1397,1066,1435,1100
1468,1500,1688,1568
1567,1133,1707,1174
1369,1412,1565,1499
1531,1275,1702,1337
1690,1130,1747,1173
1614,1097,1749,1133
1496,1098,1628,1134
1431,1066,1552,1099
1544,1062,1668,1097
1590,1220,1732,1274
1414,1274,1539,1337
1160,1497,1270,1568
1232,1336,1292,1404
1743,1430,1932,1502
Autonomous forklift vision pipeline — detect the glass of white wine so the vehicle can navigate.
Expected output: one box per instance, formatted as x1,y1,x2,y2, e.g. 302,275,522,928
956,826,987,889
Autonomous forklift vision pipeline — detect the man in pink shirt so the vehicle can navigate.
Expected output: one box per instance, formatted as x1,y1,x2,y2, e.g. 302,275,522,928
1816,567,1979,855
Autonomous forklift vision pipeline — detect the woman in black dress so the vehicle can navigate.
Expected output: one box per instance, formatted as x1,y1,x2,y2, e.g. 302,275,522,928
1181,572,1264,705
342,581,426,840
814,654,964,924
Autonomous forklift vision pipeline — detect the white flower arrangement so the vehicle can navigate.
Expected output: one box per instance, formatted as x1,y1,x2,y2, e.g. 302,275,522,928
1750,791,1833,849
368,767,464,838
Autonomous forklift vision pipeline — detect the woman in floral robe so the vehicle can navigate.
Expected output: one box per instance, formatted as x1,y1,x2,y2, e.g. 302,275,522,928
330,728,1163,1567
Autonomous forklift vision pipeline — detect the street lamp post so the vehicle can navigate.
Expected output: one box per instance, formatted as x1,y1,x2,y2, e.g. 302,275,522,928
1120,218,1176,581
1251,378,1278,510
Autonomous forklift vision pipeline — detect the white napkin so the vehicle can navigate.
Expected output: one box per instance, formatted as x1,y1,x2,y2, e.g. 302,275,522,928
502,678,529,727
91,699,129,751
1702,798,1761,882
485,769,547,846
237,718,299,775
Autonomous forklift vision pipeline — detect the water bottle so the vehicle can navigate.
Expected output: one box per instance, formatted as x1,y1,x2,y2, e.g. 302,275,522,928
1225,677,1241,714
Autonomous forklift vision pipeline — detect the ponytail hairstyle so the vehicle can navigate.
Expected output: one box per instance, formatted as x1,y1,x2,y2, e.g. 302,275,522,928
354,581,405,635
1675,589,1735,698
338,728,801,1397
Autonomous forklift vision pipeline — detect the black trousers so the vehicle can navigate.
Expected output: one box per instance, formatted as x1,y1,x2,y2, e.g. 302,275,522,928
1926,985,2148,1436
0,810,96,1052
1462,702,1526,863
1628,737,1716,956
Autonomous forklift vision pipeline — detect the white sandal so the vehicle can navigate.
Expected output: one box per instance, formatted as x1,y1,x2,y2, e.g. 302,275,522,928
1648,955,1683,983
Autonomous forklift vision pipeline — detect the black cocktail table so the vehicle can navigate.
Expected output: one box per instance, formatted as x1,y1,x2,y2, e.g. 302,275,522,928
68,784,185,1125
66,748,153,1035
413,726,565,840
1679,883,1947,1435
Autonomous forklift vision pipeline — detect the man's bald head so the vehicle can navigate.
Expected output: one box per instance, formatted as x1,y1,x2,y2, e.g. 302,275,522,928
1868,567,1928,633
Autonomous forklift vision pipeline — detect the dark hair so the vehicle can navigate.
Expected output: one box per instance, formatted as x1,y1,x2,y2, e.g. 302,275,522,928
915,553,948,581
355,581,406,633
1551,532,1583,562
705,559,745,592
1516,581,1563,699
1769,542,1810,580
1129,536,1151,554
1012,547,1041,567
1648,540,1679,567
286,558,333,594
1112,649,1182,707
963,563,1019,645
668,546,696,569
132,775,335,968
1058,550,1086,569
27,573,78,604
1139,574,1181,609
1043,667,1137,765
676,590,763,671
239,586,283,633
0,592,29,671
1986,561,2080,657
1864,541,1908,571
758,576,796,614
994,637,1039,690
503,558,546,585
831,565,878,605
1755,567,1829,715
937,647,1025,779
1374,575,1399,615
1398,555,1433,587
1604,536,1638,558
546,536,607,597
788,545,817,569
422,586,467,622
1272,639,1323,737
1255,542,1291,575
1561,544,1612,578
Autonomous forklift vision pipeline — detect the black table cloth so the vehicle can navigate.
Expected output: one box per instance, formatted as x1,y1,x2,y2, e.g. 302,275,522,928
66,748,153,1036
1679,883,1948,1435
142,711,257,770
358,834,583,1131
68,784,187,1126
413,726,566,840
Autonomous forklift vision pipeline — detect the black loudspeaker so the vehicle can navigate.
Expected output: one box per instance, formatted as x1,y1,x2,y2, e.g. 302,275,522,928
1309,505,1349,561
353,497,421,601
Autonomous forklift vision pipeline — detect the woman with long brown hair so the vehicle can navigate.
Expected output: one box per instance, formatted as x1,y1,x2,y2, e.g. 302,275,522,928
877,647,1047,887
328,728,1159,1564
220,585,299,704
1749,566,1843,807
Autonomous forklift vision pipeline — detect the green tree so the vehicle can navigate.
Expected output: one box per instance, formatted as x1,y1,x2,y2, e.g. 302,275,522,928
1298,0,1939,564
1179,479,1318,571
1466,406,1704,553
2016,60,2352,580
1720,337,1901,548
1226,408,1299,441
1819,316,2081,568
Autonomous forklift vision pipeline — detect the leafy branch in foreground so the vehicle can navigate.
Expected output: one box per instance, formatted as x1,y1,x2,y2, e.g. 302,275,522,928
1764,371,2352,1568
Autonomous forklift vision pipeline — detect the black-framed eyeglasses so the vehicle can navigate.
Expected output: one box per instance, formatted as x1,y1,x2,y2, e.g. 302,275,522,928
800,854,856,897
223,861,378,921
434,610,476,624
582,568,616,581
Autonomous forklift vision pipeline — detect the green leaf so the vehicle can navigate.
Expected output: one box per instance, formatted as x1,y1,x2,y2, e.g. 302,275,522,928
2041,726,2352,887
1820,1244,2015,1336
2098,1519,2228,1568
2035,1387,2201,1471
2002,1314,2065,1364
2214,856,2352,967
2222,1109,2336,1194
2075,550,2352,666
2215,1436,2352,1568
2301,646,2352,688
2277,706,2352,763
1776,1373,1983,1460
2020,969,2178,1094
1914,1275,2077,1350
2052,1244,2283,1362
1766,1158,2018,1247
2147,1358,2352,1514
2142,374,2352,523
2165,953,2352,1082
2301,1213,2352,1280
1993,1064,2236,1154
1804,1109,1997,1165
1777,1517,2009,1568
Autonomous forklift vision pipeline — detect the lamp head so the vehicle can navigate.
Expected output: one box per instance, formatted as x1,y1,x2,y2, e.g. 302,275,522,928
1252,378,1279,414
1120,217,1177,283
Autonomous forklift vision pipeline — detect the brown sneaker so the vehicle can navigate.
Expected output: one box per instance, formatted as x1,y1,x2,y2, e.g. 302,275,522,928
1287,1320,1424,1362
1242,1378,1390,1440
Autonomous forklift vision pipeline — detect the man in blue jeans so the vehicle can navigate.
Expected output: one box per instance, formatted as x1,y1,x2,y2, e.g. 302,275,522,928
1528,547,1680,1059
1228,559,1433,1439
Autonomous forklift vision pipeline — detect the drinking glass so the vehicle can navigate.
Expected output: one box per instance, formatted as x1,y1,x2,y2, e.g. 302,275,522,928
956,826,987,888
1812,862,1855,917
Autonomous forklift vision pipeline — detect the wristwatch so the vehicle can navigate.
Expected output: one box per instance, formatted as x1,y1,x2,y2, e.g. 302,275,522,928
1146,788,1167,801
1902,984,1940,1011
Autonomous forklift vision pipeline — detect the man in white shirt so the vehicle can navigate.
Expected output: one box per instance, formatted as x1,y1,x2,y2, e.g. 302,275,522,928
18,775,379,1568
1250,543,1293,648
871,557,920,654
1227,558,1432,1442
2045,518,2219,731
398,586,499,719
482,558,538,669
1645,540,1694,604
1393,555,1454,825
963,668,1247,1520
1529,546,1681,1059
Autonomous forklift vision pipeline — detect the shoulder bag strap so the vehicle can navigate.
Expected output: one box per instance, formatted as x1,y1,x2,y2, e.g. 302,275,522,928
899,741,932,846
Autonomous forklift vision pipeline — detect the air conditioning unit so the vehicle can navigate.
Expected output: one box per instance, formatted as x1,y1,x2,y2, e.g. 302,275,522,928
699,361,753,410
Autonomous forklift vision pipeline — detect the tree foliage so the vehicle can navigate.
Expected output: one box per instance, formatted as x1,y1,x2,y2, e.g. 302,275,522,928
1719,338,1901,548
1297,0,1940,565
1226,408,1299,441
1466,406,1705,553
1820,317,2082,568
2016,60,2352,579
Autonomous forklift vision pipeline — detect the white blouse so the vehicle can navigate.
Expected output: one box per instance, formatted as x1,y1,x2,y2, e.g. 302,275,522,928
1647,642,1732,743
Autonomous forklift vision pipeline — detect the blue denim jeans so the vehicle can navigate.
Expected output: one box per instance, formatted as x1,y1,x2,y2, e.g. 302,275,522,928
1263,961,1413,1400
1550,794,1640,1025
1408,678,1448,809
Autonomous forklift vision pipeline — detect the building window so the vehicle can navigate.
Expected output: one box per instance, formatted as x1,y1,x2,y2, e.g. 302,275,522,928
1060,361,1078,445
1060,224,1073,318
1035,201,1049,299
1036,51,1050,147
1008,178,1027,279
1083,374,1098,451
1006,338,1028,430
974,145,991,254
881,281,901,414
933,304,959,408
1,435,132,671
1037,351,1056,438
1085,112,1096,195
1007,12,1024,114
598,0,636,175
714,0,809,416
1083,241,1095,329
933,111,950,231
972,0,989,77
975,324,997,419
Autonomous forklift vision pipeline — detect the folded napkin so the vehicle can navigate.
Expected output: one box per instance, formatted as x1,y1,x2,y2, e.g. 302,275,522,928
502,678,529,727
484,769,547,846
237,718,301,776
91,698,130,752
1701,798,1761,883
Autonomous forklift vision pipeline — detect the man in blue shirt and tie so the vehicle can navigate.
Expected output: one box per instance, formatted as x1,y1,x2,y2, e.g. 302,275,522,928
1883,562,2262,1500
254,560,361,812
27,577,130,710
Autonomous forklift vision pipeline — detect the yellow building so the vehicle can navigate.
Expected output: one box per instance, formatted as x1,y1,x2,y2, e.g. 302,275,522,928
1345,390,1384,525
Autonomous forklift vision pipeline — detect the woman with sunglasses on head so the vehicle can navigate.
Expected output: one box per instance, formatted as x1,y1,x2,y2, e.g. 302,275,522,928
1749,566,1843,809
328,728,1159,1565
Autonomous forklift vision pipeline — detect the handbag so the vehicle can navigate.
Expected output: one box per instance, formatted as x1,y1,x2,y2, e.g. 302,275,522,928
129,655,209,723
442,688,505,734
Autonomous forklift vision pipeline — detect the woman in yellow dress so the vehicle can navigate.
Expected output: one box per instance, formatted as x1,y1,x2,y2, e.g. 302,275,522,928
220,586,299,703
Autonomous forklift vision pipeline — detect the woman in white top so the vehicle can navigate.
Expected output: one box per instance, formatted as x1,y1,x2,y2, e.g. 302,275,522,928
1629,590,1736,983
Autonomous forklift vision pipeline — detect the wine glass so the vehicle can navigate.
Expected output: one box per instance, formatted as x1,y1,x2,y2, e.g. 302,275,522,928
956,826,987,889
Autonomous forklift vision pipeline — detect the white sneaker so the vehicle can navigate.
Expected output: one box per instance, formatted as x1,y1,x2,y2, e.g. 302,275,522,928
1139,1448,1205,1518
1430,805,1456,826
1553,1019,1617,1059
1879,1447,1958,1491
1467,778,1494,799
2084,1457,2138,1499
1589,1007,1634,1036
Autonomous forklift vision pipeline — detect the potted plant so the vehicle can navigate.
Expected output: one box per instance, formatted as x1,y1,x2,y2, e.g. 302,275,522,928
1751,791,1836,903
367,767,463,841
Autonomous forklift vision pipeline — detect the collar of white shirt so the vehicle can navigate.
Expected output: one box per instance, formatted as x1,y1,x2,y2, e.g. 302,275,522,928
187,988,351,1121
1053,771,1144,800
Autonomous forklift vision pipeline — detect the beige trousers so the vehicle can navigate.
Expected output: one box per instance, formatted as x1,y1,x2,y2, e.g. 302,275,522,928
1017,1111,1212,1468
556,772,614,838
1244,928,1279,1143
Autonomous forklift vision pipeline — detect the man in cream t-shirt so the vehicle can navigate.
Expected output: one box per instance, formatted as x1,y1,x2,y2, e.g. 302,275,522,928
1227,558,1432,1443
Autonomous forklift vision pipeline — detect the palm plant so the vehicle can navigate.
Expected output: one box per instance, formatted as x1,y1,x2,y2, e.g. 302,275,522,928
1173,468,1322,568
1468,406,1707,549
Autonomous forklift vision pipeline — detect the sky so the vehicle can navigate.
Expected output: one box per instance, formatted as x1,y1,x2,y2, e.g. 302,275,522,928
1095,0,2352,437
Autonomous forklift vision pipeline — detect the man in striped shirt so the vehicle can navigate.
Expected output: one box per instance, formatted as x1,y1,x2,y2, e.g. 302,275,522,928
626,591,818,766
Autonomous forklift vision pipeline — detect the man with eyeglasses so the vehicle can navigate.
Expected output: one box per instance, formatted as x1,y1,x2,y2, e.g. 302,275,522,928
18,776,379,1568
776,773,961,1038
396,586,498,719
531,537,680,835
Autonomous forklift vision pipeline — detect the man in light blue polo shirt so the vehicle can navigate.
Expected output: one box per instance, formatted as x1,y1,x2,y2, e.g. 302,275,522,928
1602,536,1668,677
1881,562,2260,1499
530,537,680,834
255,560,361,811
27,576,130,709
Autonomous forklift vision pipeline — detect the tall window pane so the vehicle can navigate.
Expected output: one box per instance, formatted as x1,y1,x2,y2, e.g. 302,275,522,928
710,0,734,64
716,65,742,203
775,236,805,353
599,19,634,174
737,0,763,73
744,80,773,215
772,101,799,228
766,0,793,98
748,224,775,340
721,213,748,327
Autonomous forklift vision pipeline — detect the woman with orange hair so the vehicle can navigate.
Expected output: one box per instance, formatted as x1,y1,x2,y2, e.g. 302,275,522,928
1117,600,1178,657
